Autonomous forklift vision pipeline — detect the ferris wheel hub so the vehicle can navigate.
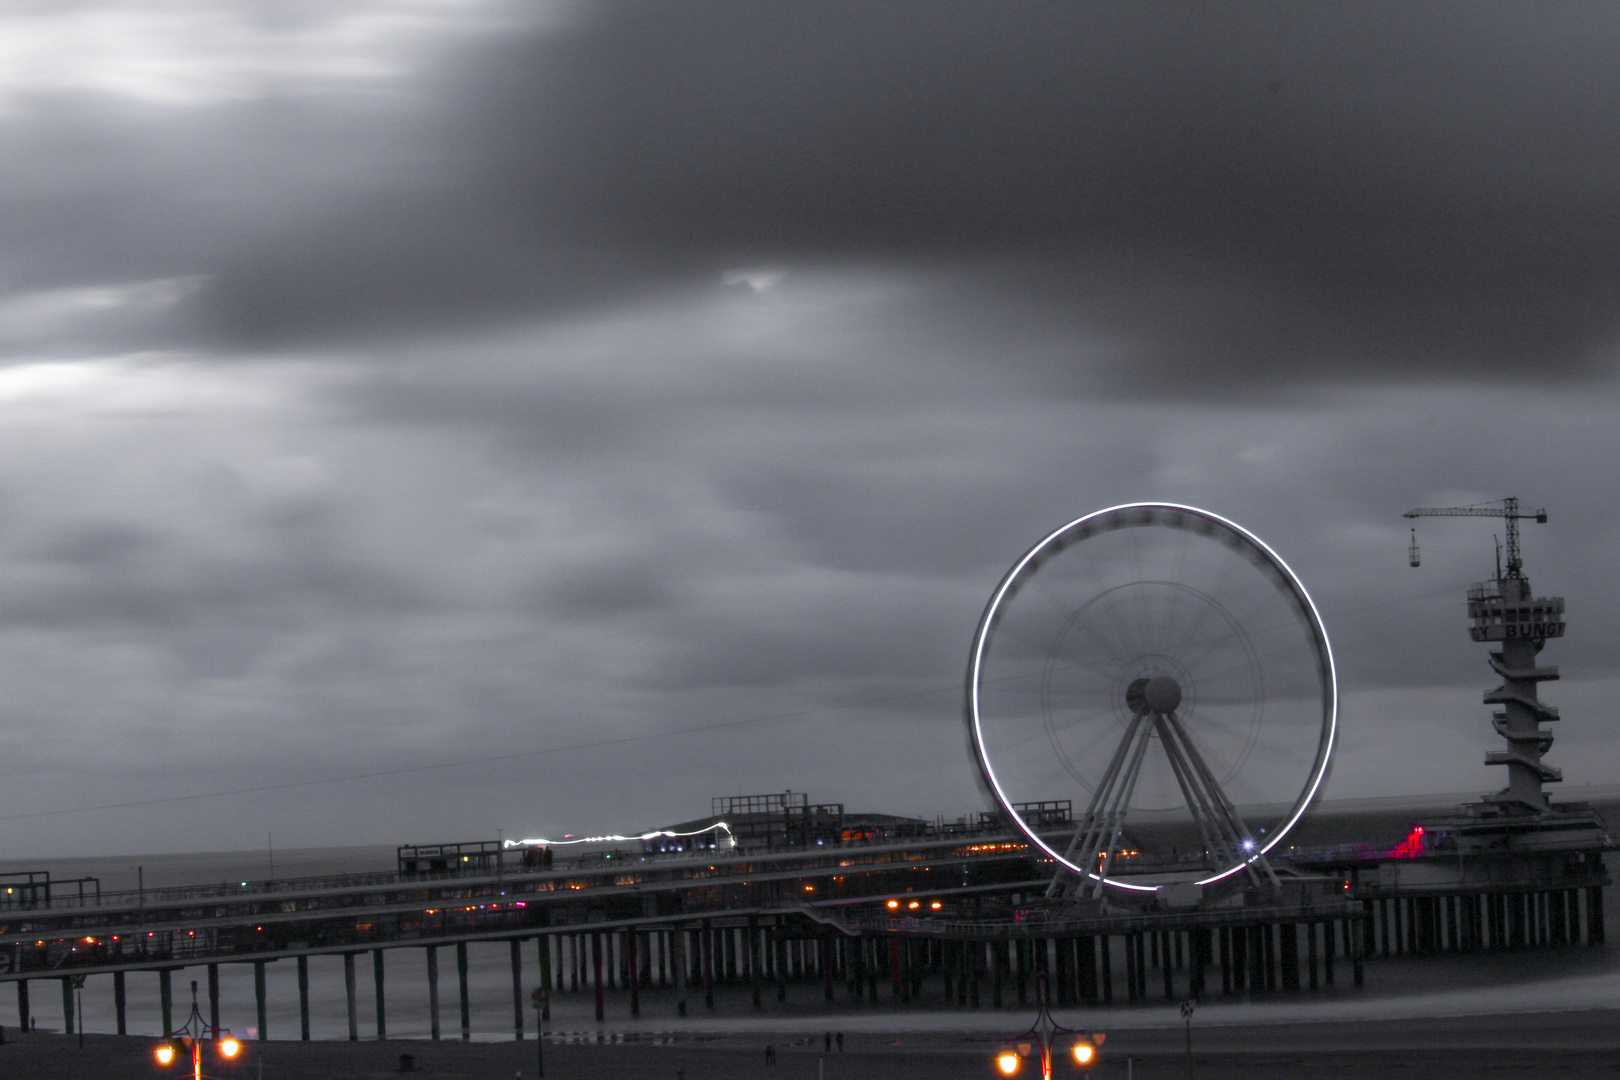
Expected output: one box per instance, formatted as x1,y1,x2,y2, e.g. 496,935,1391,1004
1143,675,1182,715
1124,677,1150,716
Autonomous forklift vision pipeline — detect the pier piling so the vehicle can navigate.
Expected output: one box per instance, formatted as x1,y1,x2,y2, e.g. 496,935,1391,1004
509,939,524,1039
627,929,640,1018
702,921,714,1010
425,947,440,1041
373,949,386,1041
254,961,267,1041
591,933,605,1023
343,952,358,1041
297,956,310,1040
207,963,221,1034
537,936,552,1022
456,941,471,1041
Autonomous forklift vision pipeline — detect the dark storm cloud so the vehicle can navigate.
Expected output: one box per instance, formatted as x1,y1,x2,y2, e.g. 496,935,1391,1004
5,508,432,643
537,559,678,620
199,2,1620,386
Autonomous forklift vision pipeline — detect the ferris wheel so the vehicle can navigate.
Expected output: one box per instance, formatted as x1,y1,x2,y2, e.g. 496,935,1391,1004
965,503,1337,896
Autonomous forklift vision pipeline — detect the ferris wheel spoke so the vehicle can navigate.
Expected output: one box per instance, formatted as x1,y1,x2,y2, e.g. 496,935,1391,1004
1172,720,1253,767
998,705,1120,760
995,622,1081,673
1094,590,1146,661
1180,649,1262,691
1150,532,1193,654
1075,552,1146,659
1053,656,1135,690
1042,702,1120,772
1063,613,1146,673
979,664,1054,694
1176,709,1251,742
1147,576,1206,658
1188,693,1264,706
1030,574,1083,621
999,604,1145,680
1168,554,1243,646
1175,615,1257,672
1125,528,1150,643
1166,609,1251,672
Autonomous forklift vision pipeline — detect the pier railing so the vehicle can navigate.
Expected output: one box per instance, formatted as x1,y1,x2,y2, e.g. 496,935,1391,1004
0,835,1444,921
0,824,1033,915
827,899,1369,939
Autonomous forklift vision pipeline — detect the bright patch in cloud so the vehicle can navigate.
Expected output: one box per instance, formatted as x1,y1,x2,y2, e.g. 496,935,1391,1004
0,277,205,342
0,0,560,109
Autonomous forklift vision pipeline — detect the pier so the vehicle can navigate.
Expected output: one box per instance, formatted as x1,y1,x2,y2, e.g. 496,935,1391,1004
2,793,1608,1041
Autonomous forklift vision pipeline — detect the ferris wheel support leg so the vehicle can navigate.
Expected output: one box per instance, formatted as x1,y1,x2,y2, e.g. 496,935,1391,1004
1154,715,1235,872
1158,714,1247,872
1164,712,1279,889
1090,720,1156,900
1049,716,1147,897
1068,719,1152,899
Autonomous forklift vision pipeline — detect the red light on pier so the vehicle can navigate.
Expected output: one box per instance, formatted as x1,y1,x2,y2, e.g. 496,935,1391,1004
1388,825,1426,859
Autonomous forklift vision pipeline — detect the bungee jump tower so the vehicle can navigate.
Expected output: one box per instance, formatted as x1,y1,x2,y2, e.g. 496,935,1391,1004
1375,497,1613,951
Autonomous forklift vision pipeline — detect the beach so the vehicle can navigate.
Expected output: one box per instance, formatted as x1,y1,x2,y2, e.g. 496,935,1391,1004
7,1008,1620,1080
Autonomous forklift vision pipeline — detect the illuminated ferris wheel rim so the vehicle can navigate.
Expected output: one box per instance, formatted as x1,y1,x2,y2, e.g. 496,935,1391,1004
965,501,1339,892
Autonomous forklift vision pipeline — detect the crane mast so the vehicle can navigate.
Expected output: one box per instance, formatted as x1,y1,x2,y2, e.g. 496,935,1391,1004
1404,497,1561,813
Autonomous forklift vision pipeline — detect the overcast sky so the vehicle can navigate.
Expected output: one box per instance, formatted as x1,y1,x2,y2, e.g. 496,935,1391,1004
5,1,1620,859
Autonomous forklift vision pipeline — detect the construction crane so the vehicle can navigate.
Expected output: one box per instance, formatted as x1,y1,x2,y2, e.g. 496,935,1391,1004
1404,497,1547,577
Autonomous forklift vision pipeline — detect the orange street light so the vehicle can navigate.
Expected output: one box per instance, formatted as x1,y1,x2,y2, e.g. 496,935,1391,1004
153,980,244,1080
992,972,1104,1078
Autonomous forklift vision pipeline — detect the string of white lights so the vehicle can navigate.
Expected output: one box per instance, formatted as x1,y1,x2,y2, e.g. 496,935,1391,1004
502,821,735,848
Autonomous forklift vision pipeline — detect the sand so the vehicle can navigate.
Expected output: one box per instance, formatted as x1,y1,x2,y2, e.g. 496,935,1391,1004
7,1007,1620,1080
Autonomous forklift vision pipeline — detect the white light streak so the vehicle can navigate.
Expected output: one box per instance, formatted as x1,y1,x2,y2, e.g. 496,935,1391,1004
504,821,735,848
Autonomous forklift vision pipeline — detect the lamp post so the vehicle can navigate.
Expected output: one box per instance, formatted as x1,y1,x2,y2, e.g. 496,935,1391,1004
993,971,1103,1079
1180,999,1196,1080
153,980,242,1080
530,988,545,1078
71,975,85,1050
